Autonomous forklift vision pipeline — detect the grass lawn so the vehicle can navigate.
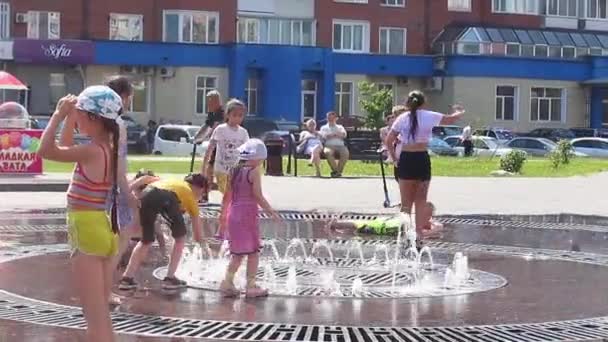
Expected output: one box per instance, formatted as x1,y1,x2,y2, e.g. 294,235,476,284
42,156,608,177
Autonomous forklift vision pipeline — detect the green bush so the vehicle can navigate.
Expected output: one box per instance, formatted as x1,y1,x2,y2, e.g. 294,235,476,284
548,140,574,169
358,81,393,130
500,150,527,173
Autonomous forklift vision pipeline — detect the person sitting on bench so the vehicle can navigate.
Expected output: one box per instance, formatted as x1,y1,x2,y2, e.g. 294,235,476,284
320,111,349,178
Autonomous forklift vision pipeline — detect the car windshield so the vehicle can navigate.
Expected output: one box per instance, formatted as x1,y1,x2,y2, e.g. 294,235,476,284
121,116,140,128
555,129,575,139
430,138,450,148
539,138,557,147
443,126,463,136
187,128,199,137
495,131,513,140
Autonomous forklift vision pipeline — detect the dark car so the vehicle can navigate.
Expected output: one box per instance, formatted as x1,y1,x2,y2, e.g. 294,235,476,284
571,127,608,138
241,118,300,155
122,115,149,153
428,137,459,156
432,125,463,138
525,128,575,142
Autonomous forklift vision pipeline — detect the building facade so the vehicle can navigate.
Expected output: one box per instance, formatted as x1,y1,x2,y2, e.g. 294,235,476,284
1,0,607,131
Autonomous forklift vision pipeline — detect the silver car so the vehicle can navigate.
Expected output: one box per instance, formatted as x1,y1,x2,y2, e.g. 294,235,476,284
571,138,608,158
506,137,587,157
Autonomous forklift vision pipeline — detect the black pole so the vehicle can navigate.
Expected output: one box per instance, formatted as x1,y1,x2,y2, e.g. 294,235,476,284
189,143,197,173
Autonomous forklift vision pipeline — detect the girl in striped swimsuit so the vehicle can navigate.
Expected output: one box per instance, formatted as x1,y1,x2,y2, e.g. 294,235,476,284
38,86,124,342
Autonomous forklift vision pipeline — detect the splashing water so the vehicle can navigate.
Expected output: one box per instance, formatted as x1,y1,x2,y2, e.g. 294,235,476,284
351,278,364,297
310,240,334,262
284,238,308,262
264,240,281,261
286,265,298,294
346,240,365,263
416,246,434,269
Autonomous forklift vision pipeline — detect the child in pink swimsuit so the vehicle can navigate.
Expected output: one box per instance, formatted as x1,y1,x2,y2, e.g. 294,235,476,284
219,139,279,298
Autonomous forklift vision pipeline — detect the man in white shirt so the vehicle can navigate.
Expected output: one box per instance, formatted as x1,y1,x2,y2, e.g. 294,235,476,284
320,111,349,177
461,124,473,157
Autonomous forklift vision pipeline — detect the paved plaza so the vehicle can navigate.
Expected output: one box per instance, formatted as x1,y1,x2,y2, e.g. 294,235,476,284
1,172,607,216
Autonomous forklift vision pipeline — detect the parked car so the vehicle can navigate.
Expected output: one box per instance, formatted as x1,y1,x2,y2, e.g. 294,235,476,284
571,127,608,139
241,118,299,155
571,138,608,158
505,137,586,157
428,137,459,156
122,115,149,154
153,124,209,156
443,135,514,157
30,114,90,144
525,128,576,142
473,128,514,145
432,125,463,138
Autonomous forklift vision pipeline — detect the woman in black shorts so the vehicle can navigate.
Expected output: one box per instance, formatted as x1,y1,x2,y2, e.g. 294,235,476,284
385,91,464,239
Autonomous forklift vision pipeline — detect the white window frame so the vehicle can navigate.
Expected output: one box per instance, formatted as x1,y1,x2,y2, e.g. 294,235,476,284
379,27,407,55
301,80,318,121
495,85,518,121
27,11,60,39
49,73,66,109
492,0,540,15
109,13,143,41
194,75,218,116
245,77,259,115
332,19,370,53
237,17,316,46
586,0,608,19
381,0,405,7
530,87,565,122
545,0,578,17
129,77,151,114
0,3,9,39
334,0,368,3
162,10,219,44
448,0,472,11
335,81,353,116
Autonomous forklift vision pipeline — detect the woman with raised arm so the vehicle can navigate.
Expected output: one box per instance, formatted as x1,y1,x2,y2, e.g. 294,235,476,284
385,91,464,247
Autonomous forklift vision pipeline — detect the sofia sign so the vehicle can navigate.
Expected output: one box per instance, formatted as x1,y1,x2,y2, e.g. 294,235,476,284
13,39,94,64
0,129,43,174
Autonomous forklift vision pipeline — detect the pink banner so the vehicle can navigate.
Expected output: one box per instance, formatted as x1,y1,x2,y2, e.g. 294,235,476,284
0,129,43,174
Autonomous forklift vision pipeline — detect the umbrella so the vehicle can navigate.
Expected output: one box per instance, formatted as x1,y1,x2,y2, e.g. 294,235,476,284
0,71,27,90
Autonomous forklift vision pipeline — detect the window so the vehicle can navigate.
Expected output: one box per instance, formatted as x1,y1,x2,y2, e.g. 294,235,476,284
334,82,353,116
545,0,578,16
587,0,608,18
245,78,259,115
163,10,218,44
49,73,65,109
379,27,406,55
530,87,563,122
0,3,9,39
382,0,405,6
448,0,472,11
506,43,521,55
195,76,217,115
492,0,540,14
27,11,60,39
158,127,190,142
495,86,517,121
130,78,149,113
237,17,315,46
301,80,317,119
110,14,143,41
334,0,367,3
333,20,369,53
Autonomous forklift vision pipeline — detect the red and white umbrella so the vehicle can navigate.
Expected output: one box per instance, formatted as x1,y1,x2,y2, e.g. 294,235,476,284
0,71,27,91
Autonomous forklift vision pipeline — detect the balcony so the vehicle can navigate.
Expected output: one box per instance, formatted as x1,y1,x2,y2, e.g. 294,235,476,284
238,0,314,18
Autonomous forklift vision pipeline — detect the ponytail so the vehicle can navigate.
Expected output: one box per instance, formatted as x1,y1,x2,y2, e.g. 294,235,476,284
100,116,120,234
406,90,426,142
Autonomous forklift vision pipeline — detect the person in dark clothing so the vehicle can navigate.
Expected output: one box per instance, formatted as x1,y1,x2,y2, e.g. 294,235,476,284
193,90,225,201
146,120,157,154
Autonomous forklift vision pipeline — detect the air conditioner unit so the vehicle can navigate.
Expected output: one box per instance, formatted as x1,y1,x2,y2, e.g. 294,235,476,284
578,19,586,30
15,13,28,24
425,77,443,92
433,56,446,71
139,66,155,76
159,66,175,78
120,65,137,74
397,77,409,86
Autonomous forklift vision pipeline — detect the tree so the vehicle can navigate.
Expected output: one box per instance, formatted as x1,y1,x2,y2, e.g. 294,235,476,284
358,81,393,130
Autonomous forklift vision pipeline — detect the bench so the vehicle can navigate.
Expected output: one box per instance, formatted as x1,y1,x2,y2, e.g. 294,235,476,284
286,130,383,176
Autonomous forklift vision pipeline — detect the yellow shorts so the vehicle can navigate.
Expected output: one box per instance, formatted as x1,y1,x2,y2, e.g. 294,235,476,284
67,210,119,258
216,173,229,194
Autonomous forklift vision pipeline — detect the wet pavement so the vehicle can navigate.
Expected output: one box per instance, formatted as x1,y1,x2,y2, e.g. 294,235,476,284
2,210,608,341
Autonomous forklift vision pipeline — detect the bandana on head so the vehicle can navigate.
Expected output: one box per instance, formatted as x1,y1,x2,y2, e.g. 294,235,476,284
76,85,123,121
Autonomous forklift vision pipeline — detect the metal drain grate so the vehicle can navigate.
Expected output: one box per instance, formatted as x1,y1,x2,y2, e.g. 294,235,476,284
2,290,608,341
437,217,608,233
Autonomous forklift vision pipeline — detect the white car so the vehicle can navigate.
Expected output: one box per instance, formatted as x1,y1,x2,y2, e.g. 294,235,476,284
571,137,608,158
443,135,515,157
153,124,209,156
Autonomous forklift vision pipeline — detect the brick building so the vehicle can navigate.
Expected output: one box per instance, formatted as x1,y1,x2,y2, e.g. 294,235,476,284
0,0,607,131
